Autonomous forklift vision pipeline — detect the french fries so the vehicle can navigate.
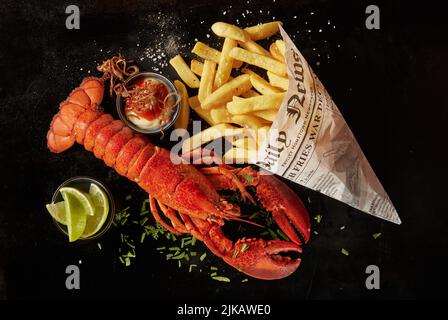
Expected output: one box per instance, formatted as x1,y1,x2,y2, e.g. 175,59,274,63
182,123,246,153
214,38,237,88
198,60,217,103
202,74,252,109
211,22,250,42
245,21,283,41
267,71,289,91
229,47,287,76
170,55,200,88
238,40,271,56
269,41,285,62
227,93,285,115
242,68,282,95
192,42,242,69
170,20,290,164
252,109,278,122
190,59,204,76
188,95,214,125
174,80,190,130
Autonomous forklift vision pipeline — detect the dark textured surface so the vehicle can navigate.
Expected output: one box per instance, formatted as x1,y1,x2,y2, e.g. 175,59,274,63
0,0,446,300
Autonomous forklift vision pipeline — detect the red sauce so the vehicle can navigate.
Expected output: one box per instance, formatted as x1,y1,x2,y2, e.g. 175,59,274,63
125,79,169,121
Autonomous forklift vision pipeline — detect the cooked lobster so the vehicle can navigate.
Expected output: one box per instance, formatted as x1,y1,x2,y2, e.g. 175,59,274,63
47,77,311,280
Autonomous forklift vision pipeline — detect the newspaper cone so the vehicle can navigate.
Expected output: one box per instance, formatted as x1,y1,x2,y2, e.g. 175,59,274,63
254,26,400,224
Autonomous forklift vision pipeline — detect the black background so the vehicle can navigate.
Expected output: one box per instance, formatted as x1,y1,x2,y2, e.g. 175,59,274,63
0,0,447,300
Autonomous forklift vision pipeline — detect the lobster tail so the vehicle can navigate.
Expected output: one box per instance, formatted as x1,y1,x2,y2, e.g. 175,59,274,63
47,77,104,153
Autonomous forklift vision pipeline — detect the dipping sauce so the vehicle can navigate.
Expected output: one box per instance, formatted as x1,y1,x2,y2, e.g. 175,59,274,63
124,78,176,130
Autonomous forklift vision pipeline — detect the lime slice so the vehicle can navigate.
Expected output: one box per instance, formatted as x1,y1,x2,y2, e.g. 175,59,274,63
46,201,67,225
81,183,109,238
60,187,92,242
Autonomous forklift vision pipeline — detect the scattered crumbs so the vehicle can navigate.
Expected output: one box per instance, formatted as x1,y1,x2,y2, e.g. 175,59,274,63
328,20,331,25
223,11,226,15
341,248,349,256
206,34,210,38
293,15,297,19
318,29,322,33
200,21,204,24
340,225,345,231
310,11,314,15
97,243,102,250
313,230,319,235
372,232,382,239
316,61,320,66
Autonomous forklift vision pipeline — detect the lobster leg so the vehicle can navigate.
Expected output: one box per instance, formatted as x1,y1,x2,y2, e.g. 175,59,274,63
149,195,183,235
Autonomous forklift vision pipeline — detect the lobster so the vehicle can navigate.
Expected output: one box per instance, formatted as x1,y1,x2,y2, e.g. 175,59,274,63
47,77,311,280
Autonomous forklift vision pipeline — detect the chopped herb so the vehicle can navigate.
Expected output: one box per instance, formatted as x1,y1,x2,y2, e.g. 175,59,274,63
277,229,290,241
139,217,148,226
314,215,322,223
172,252,185,260
341,248,349,256
125,195,132,201
169,247,180,251
139,210,148,216
166,253,173,260
232,248,240,259
156,246,166,251
212,276,231,282
140,233,146,243
191,237,197,246
241,279,249,283
119,256,124,264
141,199,149,213
240,243,249,253
210,266,218,271
200,253,207,261
260,231,269,236
372,232,382,239
268,228,280,240
242,174,254,183
178,260,182,268
190,251,197,257
210,272,217,277
97,243,102,250
189,264,197,272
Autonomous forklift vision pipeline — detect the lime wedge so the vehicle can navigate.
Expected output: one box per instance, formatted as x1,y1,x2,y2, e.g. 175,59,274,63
46,201,67,225
60,187,92,242
81,183,109,238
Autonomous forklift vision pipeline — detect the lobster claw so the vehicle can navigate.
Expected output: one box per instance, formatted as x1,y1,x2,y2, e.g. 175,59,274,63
256,173,311,245
223,239,302,280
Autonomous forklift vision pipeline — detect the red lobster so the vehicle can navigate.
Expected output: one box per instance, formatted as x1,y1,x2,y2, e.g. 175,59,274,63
47,77,311,280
